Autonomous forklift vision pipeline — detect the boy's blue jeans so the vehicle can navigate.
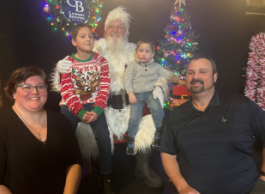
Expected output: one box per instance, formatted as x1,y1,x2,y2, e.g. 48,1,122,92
61,103,112,175
128,91,164,138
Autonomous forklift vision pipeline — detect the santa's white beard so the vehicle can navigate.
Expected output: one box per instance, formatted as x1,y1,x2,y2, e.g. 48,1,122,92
106,50,126,92
105,35,127,52
102,35,129,92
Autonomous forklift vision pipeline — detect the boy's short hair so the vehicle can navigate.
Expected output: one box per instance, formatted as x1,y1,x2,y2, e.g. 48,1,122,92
4,66,49,101
71,23,92,41
136,38,155,53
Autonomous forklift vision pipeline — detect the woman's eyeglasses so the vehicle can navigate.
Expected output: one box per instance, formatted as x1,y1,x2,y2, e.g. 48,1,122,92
16,84,48,93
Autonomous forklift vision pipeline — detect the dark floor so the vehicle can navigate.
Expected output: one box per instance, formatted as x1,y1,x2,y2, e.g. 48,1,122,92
77,143,177,194
77,140,263,194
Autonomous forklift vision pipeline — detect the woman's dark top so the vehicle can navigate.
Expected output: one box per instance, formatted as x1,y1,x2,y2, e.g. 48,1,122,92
0,107,83,194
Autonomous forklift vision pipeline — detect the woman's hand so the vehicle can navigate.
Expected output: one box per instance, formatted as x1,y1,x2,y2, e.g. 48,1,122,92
0,185,13,194
178,185,200,194
128,93,137,104
63,164,82,194
259,175,265,182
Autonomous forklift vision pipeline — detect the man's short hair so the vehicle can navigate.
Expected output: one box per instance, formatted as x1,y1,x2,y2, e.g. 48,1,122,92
4,66,49,101
71,23,92,41
189,54,217,74
136,39,155,53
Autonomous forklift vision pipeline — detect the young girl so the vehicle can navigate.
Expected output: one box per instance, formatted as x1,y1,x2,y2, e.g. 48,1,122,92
124,39,184,155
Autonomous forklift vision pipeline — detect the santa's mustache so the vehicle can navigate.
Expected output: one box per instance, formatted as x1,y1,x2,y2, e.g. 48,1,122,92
190,79,204,85
110,32,120,37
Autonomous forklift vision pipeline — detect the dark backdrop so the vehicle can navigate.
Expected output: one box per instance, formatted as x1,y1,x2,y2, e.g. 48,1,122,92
0,0,246,111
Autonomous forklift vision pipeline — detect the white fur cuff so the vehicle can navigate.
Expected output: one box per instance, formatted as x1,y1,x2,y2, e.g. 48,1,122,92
134,115,156,154
50,65,61,92
155,77,169,101
75,122,99,159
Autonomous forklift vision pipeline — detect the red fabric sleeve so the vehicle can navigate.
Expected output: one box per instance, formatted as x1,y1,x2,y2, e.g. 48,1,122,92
93,56,111,109
60,69,84,117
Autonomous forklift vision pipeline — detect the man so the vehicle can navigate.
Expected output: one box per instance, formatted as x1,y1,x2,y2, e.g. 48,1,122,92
160,54,265,194
51,7,164,190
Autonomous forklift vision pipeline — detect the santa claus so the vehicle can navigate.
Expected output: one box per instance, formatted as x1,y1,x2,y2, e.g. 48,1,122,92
51,6,168,191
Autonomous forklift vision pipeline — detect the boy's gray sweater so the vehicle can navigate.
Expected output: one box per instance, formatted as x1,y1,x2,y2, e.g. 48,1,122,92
124,58,180,94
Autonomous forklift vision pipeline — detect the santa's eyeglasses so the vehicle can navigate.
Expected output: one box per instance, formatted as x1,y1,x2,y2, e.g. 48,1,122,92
107,25,125,31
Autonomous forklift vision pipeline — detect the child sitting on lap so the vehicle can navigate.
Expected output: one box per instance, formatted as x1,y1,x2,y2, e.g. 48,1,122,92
59,23,114,190
124,39,184,155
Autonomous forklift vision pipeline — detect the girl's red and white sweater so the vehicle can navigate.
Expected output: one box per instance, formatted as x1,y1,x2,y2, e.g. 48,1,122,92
60,52,110,120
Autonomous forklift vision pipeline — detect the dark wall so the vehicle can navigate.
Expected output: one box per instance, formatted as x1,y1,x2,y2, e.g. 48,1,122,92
0,0,246,110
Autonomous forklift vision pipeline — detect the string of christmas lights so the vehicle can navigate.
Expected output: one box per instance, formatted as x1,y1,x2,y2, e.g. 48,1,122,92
156,6,199,79
245,32,265,111
42,0,103,37
155,4,199,111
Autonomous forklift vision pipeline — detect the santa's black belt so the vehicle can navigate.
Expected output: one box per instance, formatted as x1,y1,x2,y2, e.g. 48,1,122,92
107,93,130,109
172,95,191,100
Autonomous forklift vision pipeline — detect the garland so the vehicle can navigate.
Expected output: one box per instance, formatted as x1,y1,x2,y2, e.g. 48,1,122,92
245,32,265,111
43,0,103,37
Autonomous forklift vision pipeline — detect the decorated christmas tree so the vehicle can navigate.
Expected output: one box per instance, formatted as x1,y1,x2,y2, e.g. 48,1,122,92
156,0,199,78
156,0,199,111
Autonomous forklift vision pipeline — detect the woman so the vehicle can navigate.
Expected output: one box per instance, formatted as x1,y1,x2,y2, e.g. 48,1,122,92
0,66,83,194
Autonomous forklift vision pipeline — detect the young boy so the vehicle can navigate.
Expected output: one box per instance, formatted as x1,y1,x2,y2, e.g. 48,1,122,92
59,23,113,191
124,39,184,155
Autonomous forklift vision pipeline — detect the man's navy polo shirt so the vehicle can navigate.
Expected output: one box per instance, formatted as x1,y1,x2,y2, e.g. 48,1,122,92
160,91,265,194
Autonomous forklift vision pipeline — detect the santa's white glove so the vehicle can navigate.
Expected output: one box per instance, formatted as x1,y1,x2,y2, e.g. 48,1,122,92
57,56,72,74
153,86,164,108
